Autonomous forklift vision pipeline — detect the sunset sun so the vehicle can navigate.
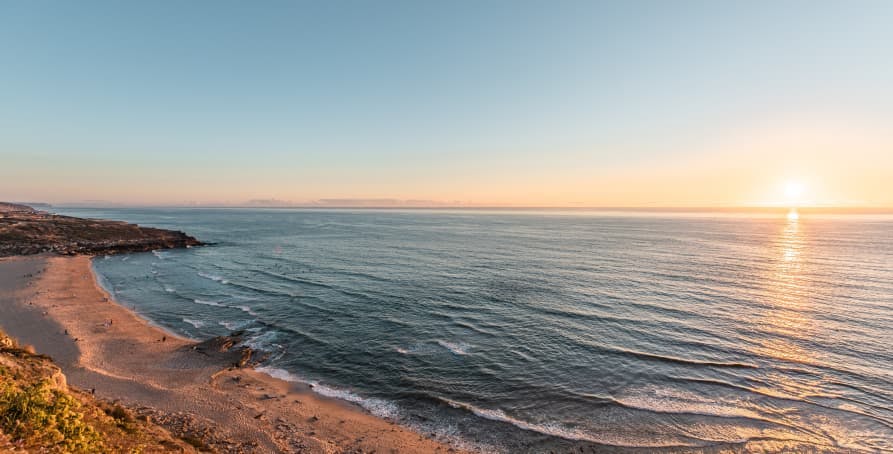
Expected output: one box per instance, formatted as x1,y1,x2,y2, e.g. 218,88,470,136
784,181,805,203
782,180,806,220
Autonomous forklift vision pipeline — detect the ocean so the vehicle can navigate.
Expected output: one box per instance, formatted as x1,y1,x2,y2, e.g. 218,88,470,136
54,207,893,452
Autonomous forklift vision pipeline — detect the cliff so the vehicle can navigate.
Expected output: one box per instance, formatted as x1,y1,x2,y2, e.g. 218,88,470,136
0,204,202,257
0,329,200,453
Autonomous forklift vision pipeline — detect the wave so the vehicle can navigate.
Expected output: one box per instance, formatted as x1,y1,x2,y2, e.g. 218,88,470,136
183,318,206,328
660,375,893,432
235,305,258,316
435,397,700,448
249,268,336,290
194,298,225,307
197,272,229,284
247,267,396,304
510,349,535,362
151,250,167,259
243,330,282,353
437,340,471,356
219,279,300,299
392,344,435,355
163,286,175,293
612,385,767,421
583,342,759,369
91,263,117,297
256,367,399,419
218,319,252,331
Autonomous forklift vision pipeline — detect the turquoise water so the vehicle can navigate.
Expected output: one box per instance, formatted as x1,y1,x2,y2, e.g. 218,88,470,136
56,208,893,452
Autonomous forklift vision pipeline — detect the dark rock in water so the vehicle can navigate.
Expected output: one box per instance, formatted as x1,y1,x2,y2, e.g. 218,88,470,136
238,348,253,368
183,332,259,369
0,202,203,257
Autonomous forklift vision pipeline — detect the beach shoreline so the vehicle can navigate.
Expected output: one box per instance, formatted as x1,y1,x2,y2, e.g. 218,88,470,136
0,254,463,453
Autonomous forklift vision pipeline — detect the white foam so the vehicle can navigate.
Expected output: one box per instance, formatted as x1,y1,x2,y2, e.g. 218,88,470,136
256,367,399,419
197,272,229,284
183,318,206,328
90,264,117,297
151,250,167,259
615,385,763,421
218,319,252,330
439,398,593,441
194,298,224,307
243,330,279,351
163,286,175,293
437,340,471,355
438,398,692,448
395,344,428,355
510,349,535,362
236,305,258,316
257,366,299,382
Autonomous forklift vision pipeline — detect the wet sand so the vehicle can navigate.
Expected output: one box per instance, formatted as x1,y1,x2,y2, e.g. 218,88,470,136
0,255,463,453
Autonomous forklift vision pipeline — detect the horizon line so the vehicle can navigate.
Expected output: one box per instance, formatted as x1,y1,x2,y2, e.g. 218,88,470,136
30,203,893,214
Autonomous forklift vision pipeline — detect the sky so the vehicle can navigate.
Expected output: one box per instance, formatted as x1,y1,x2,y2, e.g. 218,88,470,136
1,1,891,207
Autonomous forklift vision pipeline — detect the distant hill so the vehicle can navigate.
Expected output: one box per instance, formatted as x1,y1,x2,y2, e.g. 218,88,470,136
0,202,38,213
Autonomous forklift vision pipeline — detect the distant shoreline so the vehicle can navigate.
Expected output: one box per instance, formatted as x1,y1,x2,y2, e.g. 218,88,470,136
47,204,893,214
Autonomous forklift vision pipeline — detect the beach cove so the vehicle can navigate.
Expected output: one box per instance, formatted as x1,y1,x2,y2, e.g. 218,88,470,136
0,253,462,453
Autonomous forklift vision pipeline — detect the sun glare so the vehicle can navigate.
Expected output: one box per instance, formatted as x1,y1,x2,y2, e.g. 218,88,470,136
781,181,805,220
784,181,804,202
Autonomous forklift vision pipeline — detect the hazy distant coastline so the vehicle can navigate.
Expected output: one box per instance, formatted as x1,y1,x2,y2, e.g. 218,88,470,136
43,201,893,216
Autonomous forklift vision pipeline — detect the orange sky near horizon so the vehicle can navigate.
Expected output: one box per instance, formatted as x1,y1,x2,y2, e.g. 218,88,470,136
4,120,890,208
2,3,892,209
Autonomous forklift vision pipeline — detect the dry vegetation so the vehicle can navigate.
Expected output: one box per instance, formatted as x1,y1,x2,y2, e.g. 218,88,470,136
0,329,198,453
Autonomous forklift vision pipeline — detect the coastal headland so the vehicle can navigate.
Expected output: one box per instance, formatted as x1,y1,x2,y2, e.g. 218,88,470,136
0,204,461,453
0,202,202,256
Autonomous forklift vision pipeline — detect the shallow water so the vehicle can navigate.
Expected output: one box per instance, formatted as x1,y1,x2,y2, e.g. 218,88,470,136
57,207,893,452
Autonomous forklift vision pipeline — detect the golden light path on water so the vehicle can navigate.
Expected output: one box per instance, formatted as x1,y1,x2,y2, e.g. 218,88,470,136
743,211,853,450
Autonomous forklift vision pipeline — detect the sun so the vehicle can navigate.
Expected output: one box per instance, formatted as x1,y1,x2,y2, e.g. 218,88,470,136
784,181,804,202
781,180,806,220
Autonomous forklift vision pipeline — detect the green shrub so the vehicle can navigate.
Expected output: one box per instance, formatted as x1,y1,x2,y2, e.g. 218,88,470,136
0,378,105,453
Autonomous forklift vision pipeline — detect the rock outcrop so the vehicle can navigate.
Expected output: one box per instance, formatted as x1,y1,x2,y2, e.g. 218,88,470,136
0,203,203,257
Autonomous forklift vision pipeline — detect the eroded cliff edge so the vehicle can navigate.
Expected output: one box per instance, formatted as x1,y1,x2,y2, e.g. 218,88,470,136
0,203,202,257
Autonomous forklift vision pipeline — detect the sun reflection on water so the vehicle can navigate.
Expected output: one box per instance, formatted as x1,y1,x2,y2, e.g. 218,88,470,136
754,212,815,371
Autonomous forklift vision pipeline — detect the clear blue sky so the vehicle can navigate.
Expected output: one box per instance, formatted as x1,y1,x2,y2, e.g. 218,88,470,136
2,1,891,206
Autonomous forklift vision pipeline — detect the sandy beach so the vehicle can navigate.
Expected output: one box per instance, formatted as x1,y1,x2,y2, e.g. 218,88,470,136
0,254,462,453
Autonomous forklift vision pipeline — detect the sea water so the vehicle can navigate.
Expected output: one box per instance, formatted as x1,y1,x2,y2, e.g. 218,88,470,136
56,207,893,452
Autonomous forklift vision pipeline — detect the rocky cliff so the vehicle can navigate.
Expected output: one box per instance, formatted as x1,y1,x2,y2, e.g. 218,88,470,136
0,203,203,257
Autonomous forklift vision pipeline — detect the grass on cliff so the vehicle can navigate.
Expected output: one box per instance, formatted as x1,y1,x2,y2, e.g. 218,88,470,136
0,335,105,452
0,330,195,453
0,372,105,452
